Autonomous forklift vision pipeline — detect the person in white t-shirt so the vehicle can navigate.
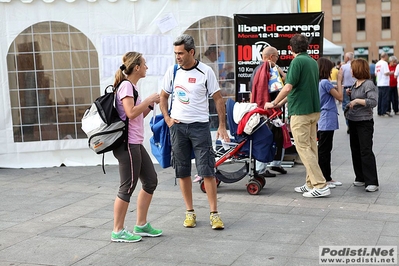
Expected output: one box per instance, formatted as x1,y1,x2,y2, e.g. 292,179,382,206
201,44,219,78
159,34,229,230
375,52,393,116
394,58,399,114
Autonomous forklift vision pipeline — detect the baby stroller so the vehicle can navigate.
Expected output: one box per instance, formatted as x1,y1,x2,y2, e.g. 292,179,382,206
199,98,282,195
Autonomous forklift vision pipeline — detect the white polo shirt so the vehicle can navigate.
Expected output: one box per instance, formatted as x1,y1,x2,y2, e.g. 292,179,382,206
375,59,390,86
394,64,399,86
162,61,220,123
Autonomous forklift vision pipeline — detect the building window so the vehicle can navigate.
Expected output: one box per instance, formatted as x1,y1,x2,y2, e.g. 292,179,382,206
332,0,340,5
7,21,100,142
382,17,391,30
381,0,390,2
332,20,341,33
185,16,235,130
357,18,366,31
357,0,365,3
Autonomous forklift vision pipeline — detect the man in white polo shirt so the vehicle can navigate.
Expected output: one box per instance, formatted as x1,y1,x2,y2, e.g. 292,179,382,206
375,52,393,117
160,34,230,230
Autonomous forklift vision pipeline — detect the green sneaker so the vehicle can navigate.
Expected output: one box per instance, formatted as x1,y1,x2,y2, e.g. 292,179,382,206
183,211,196,228
111,228,142,243
133,222,163,237
210,212,224,230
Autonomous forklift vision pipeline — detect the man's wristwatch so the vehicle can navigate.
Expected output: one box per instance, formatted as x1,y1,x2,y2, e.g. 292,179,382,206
148,105,154,110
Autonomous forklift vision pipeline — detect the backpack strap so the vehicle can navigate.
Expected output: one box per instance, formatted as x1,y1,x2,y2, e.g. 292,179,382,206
114,79,137,104
118,80,135,153
102,154,106,174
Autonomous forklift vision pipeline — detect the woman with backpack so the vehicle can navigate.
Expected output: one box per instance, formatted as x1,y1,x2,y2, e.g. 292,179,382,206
111,51,162,242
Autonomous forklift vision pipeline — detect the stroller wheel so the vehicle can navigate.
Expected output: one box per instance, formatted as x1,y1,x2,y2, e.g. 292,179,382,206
254,176,266,188
199,178,221,193
247,180,262,195
200,180,206,193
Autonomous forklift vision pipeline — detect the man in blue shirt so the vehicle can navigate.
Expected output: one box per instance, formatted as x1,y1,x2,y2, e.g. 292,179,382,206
369,60,376,85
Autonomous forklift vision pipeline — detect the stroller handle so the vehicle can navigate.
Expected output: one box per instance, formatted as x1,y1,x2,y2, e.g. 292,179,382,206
267,108,283,120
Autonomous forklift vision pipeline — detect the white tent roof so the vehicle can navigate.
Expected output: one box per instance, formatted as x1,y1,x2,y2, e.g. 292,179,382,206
0,0,297,168
323,38,343,56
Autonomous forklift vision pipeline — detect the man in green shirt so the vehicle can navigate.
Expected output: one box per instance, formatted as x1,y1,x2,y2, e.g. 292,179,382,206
265,34,330,198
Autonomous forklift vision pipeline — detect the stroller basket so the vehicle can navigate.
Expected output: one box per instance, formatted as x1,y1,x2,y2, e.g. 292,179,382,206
215,161,249,183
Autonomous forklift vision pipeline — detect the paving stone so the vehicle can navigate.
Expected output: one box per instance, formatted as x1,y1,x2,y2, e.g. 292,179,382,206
0,108,399,265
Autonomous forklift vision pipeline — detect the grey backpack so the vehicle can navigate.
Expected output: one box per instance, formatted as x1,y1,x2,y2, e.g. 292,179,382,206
82,80,137,172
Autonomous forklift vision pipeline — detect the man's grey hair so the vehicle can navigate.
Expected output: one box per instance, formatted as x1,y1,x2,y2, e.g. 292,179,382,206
389,55,397,62
345,52,354,60
381,52,388,59
173,34,196,54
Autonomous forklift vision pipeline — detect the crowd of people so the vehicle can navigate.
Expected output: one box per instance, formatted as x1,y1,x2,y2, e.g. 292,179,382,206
263,38,384,197
107,33,389,242
335,52,399,118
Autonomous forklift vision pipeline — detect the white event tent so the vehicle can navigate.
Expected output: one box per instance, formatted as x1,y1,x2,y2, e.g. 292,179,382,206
0,0,297,168
323,38,343,62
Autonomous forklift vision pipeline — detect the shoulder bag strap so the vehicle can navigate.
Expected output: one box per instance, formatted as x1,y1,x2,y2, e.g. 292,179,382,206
169,64,178,113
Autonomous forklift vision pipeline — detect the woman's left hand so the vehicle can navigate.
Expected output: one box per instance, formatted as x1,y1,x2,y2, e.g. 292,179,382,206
149,93,160,104
348,99,357,109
